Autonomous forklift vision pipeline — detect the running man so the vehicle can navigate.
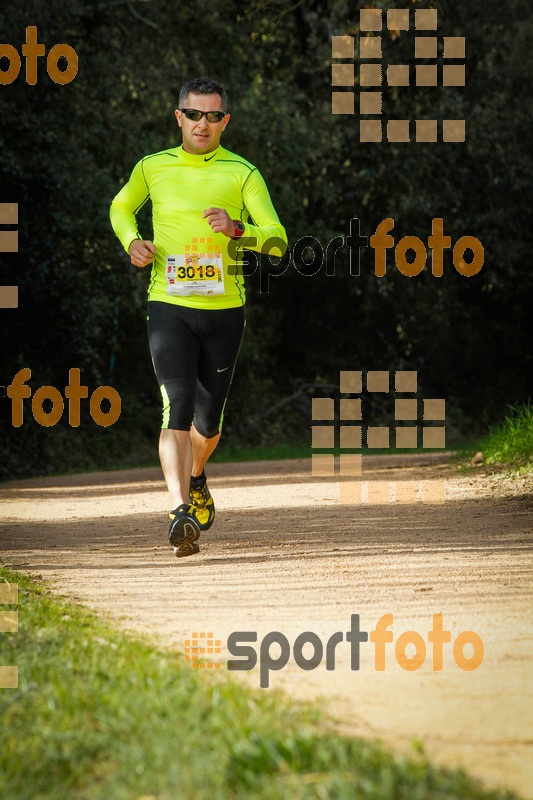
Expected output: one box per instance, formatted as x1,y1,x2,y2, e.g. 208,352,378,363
110,76,287,557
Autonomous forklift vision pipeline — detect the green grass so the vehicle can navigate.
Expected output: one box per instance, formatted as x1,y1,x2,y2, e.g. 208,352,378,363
0,566,522,800
458,402,533,474
211,442,312,462
211,444,455,463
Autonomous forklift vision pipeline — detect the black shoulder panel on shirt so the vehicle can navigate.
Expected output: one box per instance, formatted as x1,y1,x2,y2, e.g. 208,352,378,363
140,149,178,194
216,158,255,173
217,147,257,172
142,148,179,163
241,168,258,195
140,160,149,192
133,195,149,215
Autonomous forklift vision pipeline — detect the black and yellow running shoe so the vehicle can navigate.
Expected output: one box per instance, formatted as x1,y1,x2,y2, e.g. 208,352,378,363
189,472,215,531
168,503,200,557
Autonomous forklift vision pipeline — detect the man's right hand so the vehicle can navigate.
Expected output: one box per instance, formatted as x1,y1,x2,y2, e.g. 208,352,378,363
129,239,157,268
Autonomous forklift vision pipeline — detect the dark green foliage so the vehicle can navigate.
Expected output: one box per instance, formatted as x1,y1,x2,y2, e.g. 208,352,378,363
1,0,531,477
474,401,533,471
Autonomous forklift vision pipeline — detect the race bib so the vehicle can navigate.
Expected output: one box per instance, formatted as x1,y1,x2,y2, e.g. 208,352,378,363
166,244,225,296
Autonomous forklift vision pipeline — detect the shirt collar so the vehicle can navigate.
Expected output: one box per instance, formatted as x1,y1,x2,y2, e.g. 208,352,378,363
177,145,221,166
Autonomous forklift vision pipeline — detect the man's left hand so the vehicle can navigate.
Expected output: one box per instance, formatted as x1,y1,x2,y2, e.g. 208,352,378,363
202,207,234,237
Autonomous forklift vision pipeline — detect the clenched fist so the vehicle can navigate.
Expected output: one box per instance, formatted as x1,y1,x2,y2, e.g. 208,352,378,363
129,239,157,268
202,207,234,237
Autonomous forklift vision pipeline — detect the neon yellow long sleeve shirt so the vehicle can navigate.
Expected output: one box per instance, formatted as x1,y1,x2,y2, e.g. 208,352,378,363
109,144,287,309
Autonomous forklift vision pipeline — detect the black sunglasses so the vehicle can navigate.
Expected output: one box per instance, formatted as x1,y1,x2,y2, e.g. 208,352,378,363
180,108,226,123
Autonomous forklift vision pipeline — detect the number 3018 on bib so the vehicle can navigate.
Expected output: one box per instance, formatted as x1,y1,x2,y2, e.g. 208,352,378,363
166,253,225,296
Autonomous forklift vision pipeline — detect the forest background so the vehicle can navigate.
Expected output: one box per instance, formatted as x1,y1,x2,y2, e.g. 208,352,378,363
0,0,531,479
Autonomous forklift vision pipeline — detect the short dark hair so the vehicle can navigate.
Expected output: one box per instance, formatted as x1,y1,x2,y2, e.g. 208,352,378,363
178,77,228,112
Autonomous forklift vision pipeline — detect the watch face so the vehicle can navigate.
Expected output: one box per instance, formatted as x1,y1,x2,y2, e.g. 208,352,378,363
236,222,245,233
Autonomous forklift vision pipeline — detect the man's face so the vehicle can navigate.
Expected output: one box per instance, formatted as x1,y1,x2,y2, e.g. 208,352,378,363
175,93,230,155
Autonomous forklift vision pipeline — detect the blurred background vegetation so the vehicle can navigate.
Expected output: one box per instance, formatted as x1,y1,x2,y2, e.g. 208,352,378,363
0,0,531,479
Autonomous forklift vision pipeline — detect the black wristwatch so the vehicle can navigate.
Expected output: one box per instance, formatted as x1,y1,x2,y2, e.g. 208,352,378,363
232,220,245,238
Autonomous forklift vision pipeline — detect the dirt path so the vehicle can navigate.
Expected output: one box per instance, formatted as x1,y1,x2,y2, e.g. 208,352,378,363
1,454,532,798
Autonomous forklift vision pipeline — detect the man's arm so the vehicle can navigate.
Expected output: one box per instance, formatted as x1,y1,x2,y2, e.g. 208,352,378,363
129,239,157,267
239,168,288,257
202,169,287,255
110,159,156,266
